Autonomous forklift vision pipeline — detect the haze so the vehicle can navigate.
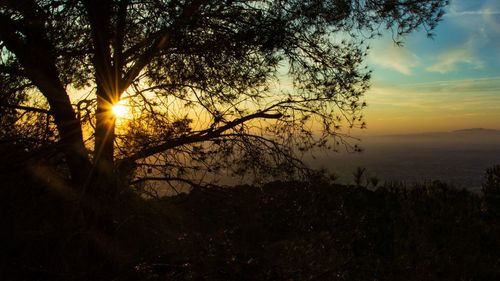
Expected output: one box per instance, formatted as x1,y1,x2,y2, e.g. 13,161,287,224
312,129,500,191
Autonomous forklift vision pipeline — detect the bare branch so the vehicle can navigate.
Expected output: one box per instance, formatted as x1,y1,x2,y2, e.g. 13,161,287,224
0,104,50,114
120,110,283,164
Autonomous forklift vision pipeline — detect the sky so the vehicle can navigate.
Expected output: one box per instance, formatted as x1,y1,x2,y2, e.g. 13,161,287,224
362,0,500,135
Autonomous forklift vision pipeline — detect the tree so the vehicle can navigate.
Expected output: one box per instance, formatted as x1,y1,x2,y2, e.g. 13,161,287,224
0,0,448,198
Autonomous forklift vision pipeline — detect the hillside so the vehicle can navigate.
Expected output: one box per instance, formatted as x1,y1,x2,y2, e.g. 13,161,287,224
2,166,500,280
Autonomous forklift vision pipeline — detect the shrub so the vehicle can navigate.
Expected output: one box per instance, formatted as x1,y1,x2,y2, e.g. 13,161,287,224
481,165,500,216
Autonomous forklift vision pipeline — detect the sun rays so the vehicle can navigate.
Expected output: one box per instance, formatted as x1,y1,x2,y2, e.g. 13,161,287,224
111,102,129,119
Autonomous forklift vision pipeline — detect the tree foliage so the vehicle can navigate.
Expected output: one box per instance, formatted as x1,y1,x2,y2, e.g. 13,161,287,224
0,0,448,195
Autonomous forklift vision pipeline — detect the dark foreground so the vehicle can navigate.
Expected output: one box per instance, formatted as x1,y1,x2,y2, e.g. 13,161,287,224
1,170,500,280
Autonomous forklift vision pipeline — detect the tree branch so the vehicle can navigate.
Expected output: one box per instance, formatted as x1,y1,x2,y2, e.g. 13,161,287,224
0,65,27,77
0,104,51,114
120,110,282,164
119,0,207,94
131,176,199,187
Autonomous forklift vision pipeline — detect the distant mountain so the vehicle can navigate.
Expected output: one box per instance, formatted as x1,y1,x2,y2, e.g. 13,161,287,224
452,128,500,135
361,129,500,148
370,128,500,138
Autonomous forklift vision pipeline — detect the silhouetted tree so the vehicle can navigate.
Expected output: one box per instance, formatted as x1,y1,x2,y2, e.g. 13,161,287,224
0,0,447,198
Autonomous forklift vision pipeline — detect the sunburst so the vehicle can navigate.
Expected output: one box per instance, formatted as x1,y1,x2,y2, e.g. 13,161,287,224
111,102,129,118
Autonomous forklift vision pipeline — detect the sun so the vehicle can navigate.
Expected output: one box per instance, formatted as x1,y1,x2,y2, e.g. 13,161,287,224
111,103,129,118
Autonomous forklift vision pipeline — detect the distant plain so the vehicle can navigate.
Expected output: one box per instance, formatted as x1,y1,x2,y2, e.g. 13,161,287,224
312,129,500,191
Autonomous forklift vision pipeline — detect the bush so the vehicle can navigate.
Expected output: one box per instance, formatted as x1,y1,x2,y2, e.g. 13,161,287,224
482,165,500,216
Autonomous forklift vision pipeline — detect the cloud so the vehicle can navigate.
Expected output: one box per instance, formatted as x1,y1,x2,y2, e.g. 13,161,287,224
426,41,483,74
447,8,500,17
447,0,500,16
368,77,500,110
449,10,500,16
368,42,421,75
369,0,498,76
363,77,500,134
427,0,500,74
483,1,500,33
446,0,500,33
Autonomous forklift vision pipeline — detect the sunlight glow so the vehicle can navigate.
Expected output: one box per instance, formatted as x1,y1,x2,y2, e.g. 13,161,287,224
111,103,129,118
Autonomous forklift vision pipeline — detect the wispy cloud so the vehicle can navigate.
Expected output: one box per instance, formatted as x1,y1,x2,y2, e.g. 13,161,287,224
426,41,483,74
360,0,500,134
447,9,500,17
363,77,500,133
368,77,500,110
483,2,500,33
369,42,421,75
447,0,500,34
447,0,500,16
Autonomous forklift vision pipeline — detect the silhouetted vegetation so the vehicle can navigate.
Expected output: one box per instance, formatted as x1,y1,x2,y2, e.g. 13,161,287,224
2,162,499,281
482,165,500,216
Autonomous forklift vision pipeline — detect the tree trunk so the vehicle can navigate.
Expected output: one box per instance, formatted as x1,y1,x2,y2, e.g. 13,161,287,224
0,10,93,189
26,67,92,190
48,93,92,188
92,87,118,198
83,0,120,198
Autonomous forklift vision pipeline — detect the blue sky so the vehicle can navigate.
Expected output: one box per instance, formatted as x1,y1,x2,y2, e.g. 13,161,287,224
362,0,500,135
